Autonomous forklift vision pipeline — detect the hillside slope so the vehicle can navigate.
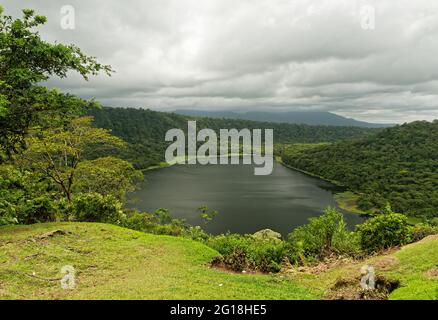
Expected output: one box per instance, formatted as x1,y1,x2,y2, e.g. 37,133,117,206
280,121,438,219
175,110,393,128
1,223,437,300
90,107,376,169
0,223,315,299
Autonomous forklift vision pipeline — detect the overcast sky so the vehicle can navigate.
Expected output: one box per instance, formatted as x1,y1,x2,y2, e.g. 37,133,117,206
3,0,438,123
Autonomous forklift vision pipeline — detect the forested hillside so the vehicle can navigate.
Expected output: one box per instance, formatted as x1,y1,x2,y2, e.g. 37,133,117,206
280,121,438,219
176,109,393,128
90,107,376,169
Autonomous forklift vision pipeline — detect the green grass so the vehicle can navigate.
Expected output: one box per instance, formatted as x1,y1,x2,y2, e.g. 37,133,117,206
0,223,316,300
334,191,367,215
386,237,438,299
288,236,438,300
1,223,437,300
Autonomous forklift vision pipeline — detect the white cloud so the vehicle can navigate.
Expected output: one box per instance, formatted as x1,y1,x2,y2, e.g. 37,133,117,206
3,0,438,123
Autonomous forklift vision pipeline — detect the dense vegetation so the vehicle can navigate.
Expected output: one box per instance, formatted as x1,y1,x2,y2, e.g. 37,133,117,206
0,8,139,226
90,107,376,169
279,121,438,220
0,7,111,156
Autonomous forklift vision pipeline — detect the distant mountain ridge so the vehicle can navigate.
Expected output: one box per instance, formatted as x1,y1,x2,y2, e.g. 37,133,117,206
174,110,394,128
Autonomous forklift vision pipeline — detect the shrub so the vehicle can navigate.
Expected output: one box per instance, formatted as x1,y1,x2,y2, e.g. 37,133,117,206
16,196,57,224
288,207,360,261
410,223,438,242
72,192,125,223
182,226,210,242
356,213,412,252
207,233,288,273
430,217,438,227
122,209,156,232
121,208,191,237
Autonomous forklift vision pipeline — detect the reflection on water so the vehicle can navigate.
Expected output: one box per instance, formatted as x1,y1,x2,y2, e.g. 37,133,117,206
128,162,364,237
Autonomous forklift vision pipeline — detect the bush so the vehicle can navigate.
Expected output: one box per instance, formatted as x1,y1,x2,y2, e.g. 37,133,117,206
16,196,57,224
207,233,288,273
121,208,192,237
430,217,438,227
71,192,125,223
182,226,210,242
410,223,438,242
288,208,360,262
122,209,156,231
356,213,412,252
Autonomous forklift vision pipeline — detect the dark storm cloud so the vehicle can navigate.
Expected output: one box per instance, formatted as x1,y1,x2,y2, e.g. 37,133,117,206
3,0,438,122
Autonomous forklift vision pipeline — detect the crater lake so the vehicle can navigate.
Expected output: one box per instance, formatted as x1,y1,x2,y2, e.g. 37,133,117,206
128,161,364,237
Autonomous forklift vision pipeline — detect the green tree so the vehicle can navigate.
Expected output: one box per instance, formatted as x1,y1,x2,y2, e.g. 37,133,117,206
16,117,126,202
74,156,143,201
0,7,112,155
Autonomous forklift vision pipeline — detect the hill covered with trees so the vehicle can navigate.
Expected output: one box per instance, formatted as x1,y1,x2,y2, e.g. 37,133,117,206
175,109,393,128
279,121,438,220
90,107,376,169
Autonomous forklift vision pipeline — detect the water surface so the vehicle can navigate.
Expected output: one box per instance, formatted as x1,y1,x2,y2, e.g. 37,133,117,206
128,162,364,237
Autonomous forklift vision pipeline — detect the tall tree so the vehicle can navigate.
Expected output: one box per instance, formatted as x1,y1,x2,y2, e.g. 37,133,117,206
17,117,126,202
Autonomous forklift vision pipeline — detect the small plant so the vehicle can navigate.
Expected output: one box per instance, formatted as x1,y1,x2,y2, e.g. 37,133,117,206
154,208,173,225
198,205,218,225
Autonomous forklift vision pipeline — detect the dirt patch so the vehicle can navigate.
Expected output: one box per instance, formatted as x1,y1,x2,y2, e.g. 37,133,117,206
209,253,262,274
374,256,399,270
325,275,400,300
425,267,438,279
28,229,71,242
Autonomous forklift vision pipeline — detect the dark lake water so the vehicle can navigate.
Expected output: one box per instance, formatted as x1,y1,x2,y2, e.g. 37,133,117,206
128,162,364,237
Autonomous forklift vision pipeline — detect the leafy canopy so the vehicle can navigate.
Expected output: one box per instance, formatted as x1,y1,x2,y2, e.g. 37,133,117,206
0,6,112,155
16,117,126,202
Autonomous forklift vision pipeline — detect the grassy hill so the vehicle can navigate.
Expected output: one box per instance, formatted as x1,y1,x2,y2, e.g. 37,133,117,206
0,223,315,299
1,223,437,300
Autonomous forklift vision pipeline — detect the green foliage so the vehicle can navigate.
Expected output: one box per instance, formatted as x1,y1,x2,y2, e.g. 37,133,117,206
409,223,438,242
74,156,143,201
16,116,129,202
280,121,438,219
356,213,412,252
0,164,59,225
71,192,124,224
198,205,218,224
207,233,289,273
0,8,112,154
288,208,360,261
121,208,191,237
89,107,375,169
